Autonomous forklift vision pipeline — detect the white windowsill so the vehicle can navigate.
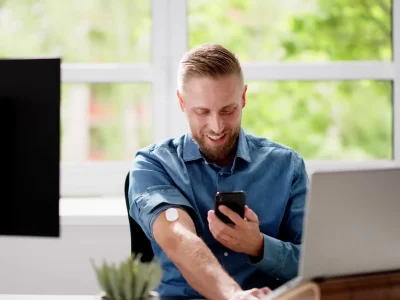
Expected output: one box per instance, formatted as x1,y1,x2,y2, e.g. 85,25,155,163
59,161,400,226
60,197,128,226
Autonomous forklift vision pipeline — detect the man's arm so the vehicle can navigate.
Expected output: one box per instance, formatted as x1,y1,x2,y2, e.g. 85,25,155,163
129,149,270,299
153,208,244,300
248,154,308,280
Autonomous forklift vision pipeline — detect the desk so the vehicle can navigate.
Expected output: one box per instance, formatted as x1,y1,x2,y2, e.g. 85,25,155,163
273,270,400,300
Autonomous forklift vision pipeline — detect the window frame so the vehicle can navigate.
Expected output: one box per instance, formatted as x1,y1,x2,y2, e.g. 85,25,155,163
61,0,400,197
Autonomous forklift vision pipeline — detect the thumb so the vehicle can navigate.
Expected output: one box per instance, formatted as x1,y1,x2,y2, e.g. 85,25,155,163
244,205,258,222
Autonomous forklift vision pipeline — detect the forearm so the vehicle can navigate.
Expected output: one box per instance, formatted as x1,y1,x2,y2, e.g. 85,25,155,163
165,223,241,300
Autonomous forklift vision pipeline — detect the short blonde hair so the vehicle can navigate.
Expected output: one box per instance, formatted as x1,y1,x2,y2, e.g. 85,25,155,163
177,43,243,91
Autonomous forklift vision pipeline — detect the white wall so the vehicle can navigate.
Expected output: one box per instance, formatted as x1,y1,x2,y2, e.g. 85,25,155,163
0,224,129,295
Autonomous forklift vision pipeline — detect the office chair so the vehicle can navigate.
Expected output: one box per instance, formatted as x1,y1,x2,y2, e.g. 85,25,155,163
124,172,154,262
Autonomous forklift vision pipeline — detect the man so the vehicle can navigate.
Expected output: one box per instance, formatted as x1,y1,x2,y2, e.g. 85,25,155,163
129,44,308,299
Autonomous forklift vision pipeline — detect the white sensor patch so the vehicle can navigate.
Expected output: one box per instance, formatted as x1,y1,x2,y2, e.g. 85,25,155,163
166,208,179,222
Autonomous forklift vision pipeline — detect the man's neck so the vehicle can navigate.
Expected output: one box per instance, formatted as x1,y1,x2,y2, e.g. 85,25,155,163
213,142,238,167
214,154,235,168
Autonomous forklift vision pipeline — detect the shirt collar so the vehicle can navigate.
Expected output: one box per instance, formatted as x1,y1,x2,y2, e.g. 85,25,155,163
182,134,203,162
183,128,251,163
236,128,251,163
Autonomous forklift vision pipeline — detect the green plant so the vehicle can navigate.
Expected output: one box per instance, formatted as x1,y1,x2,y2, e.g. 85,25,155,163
91,254,162,300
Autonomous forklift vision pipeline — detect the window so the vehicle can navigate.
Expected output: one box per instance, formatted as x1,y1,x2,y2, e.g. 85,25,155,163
188,0,394,160
243,81,392,159
188,0,392,62
1,0,398,196
0,0,151,62
61,84,152,161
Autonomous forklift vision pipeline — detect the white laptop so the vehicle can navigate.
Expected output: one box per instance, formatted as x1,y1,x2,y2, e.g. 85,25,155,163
263,167,400,299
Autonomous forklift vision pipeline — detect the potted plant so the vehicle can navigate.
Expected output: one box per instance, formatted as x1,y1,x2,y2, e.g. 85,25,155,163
91,254,162,300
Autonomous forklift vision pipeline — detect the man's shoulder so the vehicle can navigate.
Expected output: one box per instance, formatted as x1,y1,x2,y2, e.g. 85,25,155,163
244,131,303,160
136,135,185,157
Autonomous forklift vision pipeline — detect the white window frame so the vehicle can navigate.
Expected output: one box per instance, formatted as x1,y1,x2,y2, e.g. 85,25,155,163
61,0,400,197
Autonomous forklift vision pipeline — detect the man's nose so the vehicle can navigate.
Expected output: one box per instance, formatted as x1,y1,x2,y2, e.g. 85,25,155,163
209,114,224,134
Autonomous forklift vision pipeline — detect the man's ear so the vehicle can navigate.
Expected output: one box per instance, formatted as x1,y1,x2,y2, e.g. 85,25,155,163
242,84,248,108
177,90,184,112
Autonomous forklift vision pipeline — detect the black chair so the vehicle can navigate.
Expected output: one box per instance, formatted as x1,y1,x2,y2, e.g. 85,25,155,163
124,172,154,262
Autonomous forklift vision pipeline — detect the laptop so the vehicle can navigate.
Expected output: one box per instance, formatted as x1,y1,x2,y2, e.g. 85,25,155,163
263,167,400,299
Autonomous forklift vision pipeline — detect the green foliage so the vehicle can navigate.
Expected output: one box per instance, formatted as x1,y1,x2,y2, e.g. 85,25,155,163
188,0,392,159
242,80,392,159
0,0,152,161
91,254,162,300
282,0,392,61
0,0,150,62
0,0,393,160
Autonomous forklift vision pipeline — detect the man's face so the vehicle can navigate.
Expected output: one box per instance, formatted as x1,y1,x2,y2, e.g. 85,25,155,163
177,75,247,162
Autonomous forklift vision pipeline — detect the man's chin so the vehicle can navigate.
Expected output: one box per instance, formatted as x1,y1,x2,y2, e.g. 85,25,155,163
201,151,224,162
193,131,239,161
201,143,234,161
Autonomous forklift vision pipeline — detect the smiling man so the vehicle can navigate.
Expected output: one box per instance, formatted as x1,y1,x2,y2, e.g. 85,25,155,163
128,44,308,300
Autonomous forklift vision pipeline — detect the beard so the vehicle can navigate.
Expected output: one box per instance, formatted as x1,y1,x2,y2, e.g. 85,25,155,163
191,126,240,162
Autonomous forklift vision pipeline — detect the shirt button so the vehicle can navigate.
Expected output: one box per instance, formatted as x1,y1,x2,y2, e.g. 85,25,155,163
224,252,228,256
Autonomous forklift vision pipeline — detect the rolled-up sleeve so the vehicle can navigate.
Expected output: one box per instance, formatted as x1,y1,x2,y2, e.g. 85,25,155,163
128,147,195,240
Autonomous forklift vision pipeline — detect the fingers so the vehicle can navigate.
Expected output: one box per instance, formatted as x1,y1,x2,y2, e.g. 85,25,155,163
208,211,235,233
208,224,234,248
260,287,271,294
231,287,271,300
218,205,245,226
244,205,259,222
248,288,260,299
208,210,236,240
217,232,235,246
250,287,271,298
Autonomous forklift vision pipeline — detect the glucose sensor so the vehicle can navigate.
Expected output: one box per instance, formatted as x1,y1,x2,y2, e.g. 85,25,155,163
166,208,179,222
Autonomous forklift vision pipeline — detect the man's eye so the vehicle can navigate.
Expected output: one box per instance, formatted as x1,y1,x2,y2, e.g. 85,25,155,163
221,108,236,115
196,111,208,115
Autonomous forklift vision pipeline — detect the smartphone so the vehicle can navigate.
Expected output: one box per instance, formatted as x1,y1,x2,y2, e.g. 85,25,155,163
215,191,246,224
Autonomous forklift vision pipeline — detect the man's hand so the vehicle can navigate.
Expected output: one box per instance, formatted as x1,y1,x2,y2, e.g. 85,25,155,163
207,205,264,257
231,287,271,299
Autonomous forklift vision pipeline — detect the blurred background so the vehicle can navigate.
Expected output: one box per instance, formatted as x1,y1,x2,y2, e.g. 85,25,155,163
0,0,396,196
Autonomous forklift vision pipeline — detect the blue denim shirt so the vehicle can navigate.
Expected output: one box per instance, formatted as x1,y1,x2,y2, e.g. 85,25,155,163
129,128,308,298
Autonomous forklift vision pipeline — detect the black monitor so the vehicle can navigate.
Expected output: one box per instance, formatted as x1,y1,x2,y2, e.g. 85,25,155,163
0,58,61,237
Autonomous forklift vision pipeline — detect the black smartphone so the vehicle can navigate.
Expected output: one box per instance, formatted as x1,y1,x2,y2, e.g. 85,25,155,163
215,191,246,224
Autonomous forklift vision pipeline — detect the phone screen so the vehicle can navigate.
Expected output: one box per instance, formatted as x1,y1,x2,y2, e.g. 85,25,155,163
214,191,246,224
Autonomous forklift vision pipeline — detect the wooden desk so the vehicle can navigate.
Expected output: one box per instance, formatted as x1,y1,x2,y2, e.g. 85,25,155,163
276,271,400,300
